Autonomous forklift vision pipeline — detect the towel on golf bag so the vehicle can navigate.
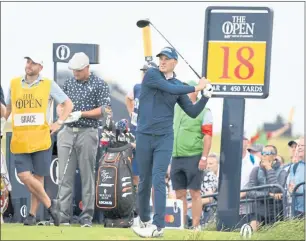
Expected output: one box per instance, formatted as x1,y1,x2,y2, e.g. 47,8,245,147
96,143,136,227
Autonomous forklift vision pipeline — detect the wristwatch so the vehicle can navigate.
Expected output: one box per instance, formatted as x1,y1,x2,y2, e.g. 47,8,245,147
57,119,64,125
201,156,207,161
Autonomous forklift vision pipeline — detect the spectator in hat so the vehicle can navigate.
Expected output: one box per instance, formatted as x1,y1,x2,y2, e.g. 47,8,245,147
287,137,305,217
283,139,299,173
282,139,300,216
288,139,299,163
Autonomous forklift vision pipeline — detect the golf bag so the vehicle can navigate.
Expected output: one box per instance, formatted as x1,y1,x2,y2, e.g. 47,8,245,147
96,143,136,228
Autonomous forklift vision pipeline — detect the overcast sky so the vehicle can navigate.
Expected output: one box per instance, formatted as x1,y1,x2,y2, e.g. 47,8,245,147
1,1,304,136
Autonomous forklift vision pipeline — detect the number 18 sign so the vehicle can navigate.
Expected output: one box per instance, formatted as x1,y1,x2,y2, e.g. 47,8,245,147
202,6,274,98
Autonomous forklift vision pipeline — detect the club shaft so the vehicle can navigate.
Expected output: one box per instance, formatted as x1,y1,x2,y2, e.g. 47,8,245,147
150,22,201,79
56,134,77,199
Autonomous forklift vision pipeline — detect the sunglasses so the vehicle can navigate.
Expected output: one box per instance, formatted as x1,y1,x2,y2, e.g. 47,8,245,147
261,151,276,156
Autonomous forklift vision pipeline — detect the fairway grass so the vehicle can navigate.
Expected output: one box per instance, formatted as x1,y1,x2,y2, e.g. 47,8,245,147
1,219,304,240
1,224,238,240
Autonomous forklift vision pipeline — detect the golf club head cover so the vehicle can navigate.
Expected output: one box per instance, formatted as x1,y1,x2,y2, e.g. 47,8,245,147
101,105,113,131
115,119,129,134
100,132,110,147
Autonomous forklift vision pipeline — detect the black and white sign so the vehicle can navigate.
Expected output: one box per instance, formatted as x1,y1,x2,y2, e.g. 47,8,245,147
49,157,58,185
96,167,116,208
53,43,100,64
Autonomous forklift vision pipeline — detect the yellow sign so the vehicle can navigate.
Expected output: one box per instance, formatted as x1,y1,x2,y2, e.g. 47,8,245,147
206,41,266,85
142,26,153,58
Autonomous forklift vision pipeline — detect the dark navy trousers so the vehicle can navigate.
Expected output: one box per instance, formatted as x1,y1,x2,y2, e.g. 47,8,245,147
135,132,173,228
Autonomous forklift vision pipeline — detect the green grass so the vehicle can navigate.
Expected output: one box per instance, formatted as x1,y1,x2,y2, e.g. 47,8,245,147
0,224,238,240
1,219,304,240
250,218,305,240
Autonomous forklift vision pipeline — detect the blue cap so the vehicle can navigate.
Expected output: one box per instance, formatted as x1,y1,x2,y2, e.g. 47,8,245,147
156,47,178,60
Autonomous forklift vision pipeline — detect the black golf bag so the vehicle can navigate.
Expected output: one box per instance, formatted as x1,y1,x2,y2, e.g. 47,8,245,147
95,143,136,228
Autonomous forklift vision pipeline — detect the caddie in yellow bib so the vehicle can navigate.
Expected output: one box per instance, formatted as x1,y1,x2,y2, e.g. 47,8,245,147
10,77,52,154
4,55,73,226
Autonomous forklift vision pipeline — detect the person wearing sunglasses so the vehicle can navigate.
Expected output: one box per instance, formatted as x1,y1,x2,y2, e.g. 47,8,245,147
245,145,288,232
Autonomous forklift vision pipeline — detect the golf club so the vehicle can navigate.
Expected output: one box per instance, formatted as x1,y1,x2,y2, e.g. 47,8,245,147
51,134,78,217
136,18,205,94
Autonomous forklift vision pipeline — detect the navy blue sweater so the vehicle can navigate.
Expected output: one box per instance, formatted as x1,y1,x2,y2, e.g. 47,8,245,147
137,68,209,135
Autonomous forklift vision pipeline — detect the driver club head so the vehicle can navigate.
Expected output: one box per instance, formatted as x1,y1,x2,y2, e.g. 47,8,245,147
136,18,151,28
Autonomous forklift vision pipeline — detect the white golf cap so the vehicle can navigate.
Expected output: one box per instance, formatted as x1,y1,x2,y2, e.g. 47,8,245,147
24,55,44,66
68,52,90,70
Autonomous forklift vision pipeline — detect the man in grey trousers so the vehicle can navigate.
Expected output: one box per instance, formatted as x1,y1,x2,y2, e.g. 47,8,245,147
56,52,111,227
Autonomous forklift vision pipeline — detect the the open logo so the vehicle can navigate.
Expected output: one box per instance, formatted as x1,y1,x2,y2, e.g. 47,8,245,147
15,168,24,186
50,158,59,185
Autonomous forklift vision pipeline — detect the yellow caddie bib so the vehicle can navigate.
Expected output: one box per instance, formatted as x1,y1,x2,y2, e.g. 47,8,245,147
10,77,52,154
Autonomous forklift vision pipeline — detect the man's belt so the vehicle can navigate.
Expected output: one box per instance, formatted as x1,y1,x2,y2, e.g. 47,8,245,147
65,126,96,133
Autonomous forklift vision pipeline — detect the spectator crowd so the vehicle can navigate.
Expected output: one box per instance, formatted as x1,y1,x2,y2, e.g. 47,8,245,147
164,135,305,231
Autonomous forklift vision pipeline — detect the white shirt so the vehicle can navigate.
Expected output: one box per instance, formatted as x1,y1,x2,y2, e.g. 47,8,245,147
164,72,174,80
240,151,260,189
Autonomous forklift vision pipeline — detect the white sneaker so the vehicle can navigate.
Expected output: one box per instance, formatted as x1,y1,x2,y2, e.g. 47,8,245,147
132,224,164,238
132,216,152,228
132,217,139,227
132,217,148,227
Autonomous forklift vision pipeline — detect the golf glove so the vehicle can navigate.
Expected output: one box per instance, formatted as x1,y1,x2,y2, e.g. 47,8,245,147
203,84,213,98
64,111,82,123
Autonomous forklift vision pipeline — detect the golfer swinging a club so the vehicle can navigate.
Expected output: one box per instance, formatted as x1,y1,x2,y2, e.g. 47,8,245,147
132,47,213,238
